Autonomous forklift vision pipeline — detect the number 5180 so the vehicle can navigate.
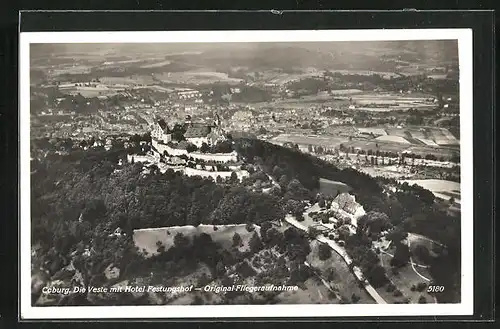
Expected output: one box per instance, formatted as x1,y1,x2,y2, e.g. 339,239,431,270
427,285,444,293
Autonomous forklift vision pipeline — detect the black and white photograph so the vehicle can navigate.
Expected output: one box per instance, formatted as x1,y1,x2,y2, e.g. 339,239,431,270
20,29,473,319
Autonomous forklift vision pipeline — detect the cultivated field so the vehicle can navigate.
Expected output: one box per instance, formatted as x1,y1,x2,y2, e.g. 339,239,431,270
357,127,388,136
155,71,244,85
350,93,436,111
133,224,261,257
328,89,364,95
344,140,411,153
99,75,156,85
329,69,401,78
375,135,411,144
49,65,93,76
58,85,120,98
139,60,172,68
428,128,460,146
271,134,348,148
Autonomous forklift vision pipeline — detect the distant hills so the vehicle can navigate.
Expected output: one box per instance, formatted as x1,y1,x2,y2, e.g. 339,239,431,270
31,40,458,73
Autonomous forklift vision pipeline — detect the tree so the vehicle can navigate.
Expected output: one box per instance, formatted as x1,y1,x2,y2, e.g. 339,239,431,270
357,211,391,237
260,221,272,237
232,232,242,247
200,142,210,153
318,243,332,260
414,245,431,264
366,265,388,288
385,227,408,244
318,195,326,208
338,225,351,241
174,233,190,250
229,171,238,184
186,144,198,153
249,232,263,253
418,296,427,304
391,243,411,268
416,282,427,292
308,226,322,239
245,223,255,232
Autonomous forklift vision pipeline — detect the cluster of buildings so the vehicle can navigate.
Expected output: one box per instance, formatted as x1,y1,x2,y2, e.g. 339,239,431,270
151,114,226,148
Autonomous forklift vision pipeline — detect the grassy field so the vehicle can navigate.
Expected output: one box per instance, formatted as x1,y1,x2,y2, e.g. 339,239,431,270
306,240,374,304
271,134,348,148
99,75,157,85
375,135,411,144
155,71,243,85
344,140,411,153
58,85,119,98
378,247,437,304
274,277,337,304
399,179,460,202
133,224,261,257
344,138,459,159
139,60,172,69
357,127,388,136
319,178,352,197
328,89,364,95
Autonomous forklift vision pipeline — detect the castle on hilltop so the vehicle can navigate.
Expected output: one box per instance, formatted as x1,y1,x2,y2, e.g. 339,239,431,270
151,114,226,148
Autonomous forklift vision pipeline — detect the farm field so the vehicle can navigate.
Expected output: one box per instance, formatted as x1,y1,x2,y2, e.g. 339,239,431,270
350,93,436,111
404,145,459,159
133,224,261,257
49,65,93,75
58,85,120,98
427,128,459,146
267,71,322,85
375,135,411,144
329,69,401,78
328,89,364,95
344,140,411,153
99,75,157,85
155,71,244,85
271,134,348,148
357,127,387,136
399,179,460,202
140,60,172,68
351,93,435,101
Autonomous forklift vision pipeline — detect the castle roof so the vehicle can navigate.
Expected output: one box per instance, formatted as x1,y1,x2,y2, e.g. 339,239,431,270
157,119,170,133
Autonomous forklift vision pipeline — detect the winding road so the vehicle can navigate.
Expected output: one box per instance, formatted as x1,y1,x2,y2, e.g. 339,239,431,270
285,214,387,304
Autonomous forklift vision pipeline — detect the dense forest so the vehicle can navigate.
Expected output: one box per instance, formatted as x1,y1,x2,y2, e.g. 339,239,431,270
31,137,461,304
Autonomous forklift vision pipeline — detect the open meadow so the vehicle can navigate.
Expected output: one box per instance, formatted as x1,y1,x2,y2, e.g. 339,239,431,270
133,224,261,257
271,134,348,148
318,178,353,197
155,70,244,85
305,240,374,304
398,179,460,202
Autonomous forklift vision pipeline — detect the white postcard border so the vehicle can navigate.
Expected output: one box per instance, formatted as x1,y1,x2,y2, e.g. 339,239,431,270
20,29,473,319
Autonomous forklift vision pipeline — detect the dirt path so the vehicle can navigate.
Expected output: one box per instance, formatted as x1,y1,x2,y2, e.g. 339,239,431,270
285,215,387,304
407,240,431,282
